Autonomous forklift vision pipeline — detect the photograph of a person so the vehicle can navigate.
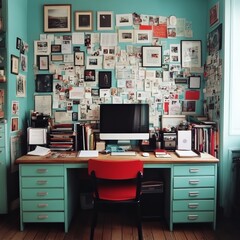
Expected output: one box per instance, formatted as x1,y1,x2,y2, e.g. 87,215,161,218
11,117,19,132
84,70,95,81
99,71,112,88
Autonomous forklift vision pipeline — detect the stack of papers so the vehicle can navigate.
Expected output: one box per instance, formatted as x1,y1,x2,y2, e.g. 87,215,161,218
78,150,99,157
27,146,51,156
154,149,171,158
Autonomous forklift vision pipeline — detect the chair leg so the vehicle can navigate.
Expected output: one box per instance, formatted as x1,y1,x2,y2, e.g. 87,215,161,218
136,202,143,240
90,202,98,240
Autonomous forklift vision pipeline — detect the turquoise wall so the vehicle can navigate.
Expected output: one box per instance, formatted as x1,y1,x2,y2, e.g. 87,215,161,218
26,0,208,114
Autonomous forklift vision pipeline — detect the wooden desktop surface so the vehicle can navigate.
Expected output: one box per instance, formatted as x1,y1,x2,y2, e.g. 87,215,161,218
15,151,219,164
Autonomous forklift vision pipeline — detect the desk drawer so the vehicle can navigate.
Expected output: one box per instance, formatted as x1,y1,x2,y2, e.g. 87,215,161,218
0,133,5,147
173,211,214,223
22,212,64,222
173,200,214,211
174,165,215,176
20,165,64,177
22,200,64,211
174,188,215,199
22,188,64,200
174,176,215,188
21,177,64,188
0,147,5,160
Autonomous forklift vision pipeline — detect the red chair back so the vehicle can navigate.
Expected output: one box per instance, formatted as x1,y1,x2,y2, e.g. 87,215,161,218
88,159,143,180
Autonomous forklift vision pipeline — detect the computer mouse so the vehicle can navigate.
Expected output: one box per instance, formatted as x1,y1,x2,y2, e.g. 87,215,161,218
142,152,149,157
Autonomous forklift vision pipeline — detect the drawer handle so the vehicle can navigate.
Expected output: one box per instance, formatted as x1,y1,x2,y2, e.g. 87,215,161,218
37,203,49,208
36,169,48,173
36,180,48,185
188,203,199,209
189,192,199,197
188,215,198,220
189,168,199,173
37,215,49,220
189,180,199,185
37,192,48,196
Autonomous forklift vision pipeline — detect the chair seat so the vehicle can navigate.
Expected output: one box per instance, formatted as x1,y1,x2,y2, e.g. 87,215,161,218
97,182,138,201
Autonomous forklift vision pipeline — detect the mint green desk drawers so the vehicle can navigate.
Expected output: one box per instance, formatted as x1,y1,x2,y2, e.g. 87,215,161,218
19,164,65,231
172,164,217,230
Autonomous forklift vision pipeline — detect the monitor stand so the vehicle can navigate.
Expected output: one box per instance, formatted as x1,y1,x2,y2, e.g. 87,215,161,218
117,140,131,151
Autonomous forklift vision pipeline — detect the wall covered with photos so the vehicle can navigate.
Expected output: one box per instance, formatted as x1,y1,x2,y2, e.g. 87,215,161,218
27,0,210,128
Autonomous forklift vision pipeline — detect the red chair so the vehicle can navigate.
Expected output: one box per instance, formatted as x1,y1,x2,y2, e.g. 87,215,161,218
88,159,144,240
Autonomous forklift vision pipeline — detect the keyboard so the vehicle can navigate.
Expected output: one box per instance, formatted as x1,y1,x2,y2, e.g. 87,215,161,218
111,151,136,156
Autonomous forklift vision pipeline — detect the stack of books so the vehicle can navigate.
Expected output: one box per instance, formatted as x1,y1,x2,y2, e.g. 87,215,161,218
154,149,171,158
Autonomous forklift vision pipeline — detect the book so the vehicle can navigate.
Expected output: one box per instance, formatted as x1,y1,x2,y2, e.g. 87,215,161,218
175,149,200,158
154,149,171,158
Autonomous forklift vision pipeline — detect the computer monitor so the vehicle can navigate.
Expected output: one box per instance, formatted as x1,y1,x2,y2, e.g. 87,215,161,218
99,103,149,147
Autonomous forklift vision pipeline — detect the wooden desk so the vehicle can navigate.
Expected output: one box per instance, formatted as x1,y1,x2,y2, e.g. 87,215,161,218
16,152,219,232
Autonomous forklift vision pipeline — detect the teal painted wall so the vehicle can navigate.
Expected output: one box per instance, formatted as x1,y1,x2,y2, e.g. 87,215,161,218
26,0,208,114
6,0,28,206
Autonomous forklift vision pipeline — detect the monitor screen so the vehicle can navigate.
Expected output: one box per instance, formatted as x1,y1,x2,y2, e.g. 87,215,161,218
99,103,149,140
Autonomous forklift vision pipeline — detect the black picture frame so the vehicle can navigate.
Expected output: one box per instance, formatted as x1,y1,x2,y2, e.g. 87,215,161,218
16,37,22,50
51,44,62,53
99,71,112,88
11,55,19,75
72,112,78,121
35,74,53,92
84,70,95,81
37,55,49,71
188,76,201,89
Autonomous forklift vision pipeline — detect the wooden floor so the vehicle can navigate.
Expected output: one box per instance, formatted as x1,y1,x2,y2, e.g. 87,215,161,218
0,206,240,240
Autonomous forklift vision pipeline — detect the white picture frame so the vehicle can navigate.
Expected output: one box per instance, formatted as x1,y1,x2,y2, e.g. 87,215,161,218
118,29,134,43
86,56,103,69
34,40,51,55
115,14,133,27
134,30,152,44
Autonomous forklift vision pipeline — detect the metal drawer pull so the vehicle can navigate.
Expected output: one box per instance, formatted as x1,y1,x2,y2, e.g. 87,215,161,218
188,215,198,220
37,192,48,196
188,203,199,209
37,215,48,220
189,192,199,197
36,169,48,173
36,180,48,185
0,136,2,139
37,203,49,208
189,168,199,173
189,180,199,185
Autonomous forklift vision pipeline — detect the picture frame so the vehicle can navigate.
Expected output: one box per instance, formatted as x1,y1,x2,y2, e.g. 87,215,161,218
35,74,53,92
34,40,51,55
84,70,96,81
210,2,219,27
11,55,19,75
208,23,222,55
181,40,202,68
75,11,93,31
115,14,133,27
142,46,162,67
11,117,19,132
16,74,26,97
188,76,201,89
51,44,62,53
86,56,102,69
43,4,71,33
34,94,52,116
20,54,27,72
97,11,113,31
51,54,64,62
37,55,49,71
74,51,85,66
99,71,112,89
182,100,196,115
118,29,134,43
16,37,22,50
135,30,152,44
